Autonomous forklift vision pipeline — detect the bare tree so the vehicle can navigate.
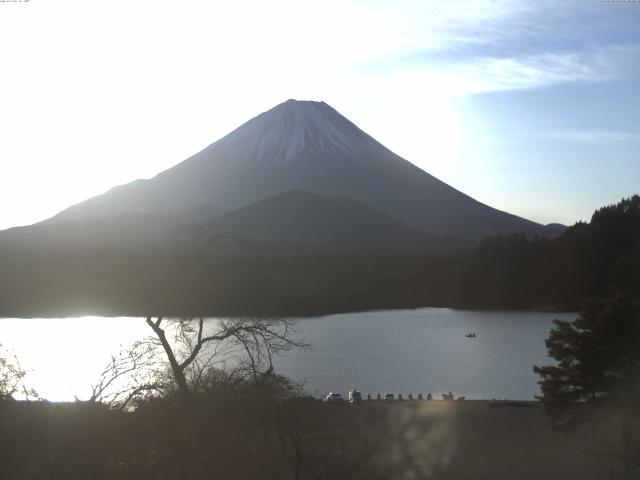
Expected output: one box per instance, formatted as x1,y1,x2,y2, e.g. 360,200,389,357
145,316,306,398
87,339,165,410
0,344,37,401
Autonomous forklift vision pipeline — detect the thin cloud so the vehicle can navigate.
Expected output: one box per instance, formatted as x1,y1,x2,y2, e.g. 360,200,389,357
445,50,614,94
358,47,623,100
392,0,639,54
352,0,542,58
548,130,640,145
368,1,640,95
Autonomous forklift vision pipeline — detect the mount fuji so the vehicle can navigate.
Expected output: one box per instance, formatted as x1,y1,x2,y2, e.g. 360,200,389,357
44,99,553,239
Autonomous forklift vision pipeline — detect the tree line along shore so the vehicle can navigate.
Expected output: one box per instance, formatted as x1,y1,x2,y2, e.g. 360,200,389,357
1,195,638,318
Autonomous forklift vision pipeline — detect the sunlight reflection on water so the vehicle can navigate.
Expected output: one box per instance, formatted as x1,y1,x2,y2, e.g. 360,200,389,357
0,317,150,401
0,309,576,402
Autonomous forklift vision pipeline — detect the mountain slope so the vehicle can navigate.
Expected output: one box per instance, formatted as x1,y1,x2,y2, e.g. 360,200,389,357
46,99,549,239
0,204,227,251
208,190,470,253
0,214,188,251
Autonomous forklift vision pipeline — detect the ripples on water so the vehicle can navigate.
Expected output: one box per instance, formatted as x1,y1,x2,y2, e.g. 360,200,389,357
277,308,576,400
0,308,575,401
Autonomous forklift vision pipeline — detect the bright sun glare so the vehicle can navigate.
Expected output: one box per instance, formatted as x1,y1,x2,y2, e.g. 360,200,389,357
2,317,150,402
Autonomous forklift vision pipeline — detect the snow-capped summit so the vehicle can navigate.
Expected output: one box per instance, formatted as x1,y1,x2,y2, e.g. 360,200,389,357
222,99,362,162
189,99,392,167
45,99,550,238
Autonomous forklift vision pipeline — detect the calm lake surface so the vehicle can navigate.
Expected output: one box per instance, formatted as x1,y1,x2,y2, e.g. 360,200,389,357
0,308,575,401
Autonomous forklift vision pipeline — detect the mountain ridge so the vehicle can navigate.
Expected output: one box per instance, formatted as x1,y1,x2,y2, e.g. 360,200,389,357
208,189,472,253
44,99,553,239
3,190,474,254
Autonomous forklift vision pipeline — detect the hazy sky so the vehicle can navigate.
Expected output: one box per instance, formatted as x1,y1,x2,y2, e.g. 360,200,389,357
1,0,639,230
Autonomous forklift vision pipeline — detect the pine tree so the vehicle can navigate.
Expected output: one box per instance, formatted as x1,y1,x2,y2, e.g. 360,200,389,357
534,242,640,479
534,294,639,425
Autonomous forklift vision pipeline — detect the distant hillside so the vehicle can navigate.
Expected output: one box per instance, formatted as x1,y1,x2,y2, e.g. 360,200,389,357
0,202,227,252
438,195,640,310
0,196,634,317
209,190,471,253
0,190,471,255
0,214,187,251
543,223,567,236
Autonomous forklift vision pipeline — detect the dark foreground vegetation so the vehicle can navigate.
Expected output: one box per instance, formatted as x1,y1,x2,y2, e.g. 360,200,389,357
1,195,638,316
0,395,606,480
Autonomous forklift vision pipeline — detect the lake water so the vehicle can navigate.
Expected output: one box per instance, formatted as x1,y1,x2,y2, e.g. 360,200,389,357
0,308,575,401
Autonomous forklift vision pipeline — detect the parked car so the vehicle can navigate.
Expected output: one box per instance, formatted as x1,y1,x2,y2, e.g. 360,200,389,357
384,393,395,401
325,392,344,403
348,389,362,405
